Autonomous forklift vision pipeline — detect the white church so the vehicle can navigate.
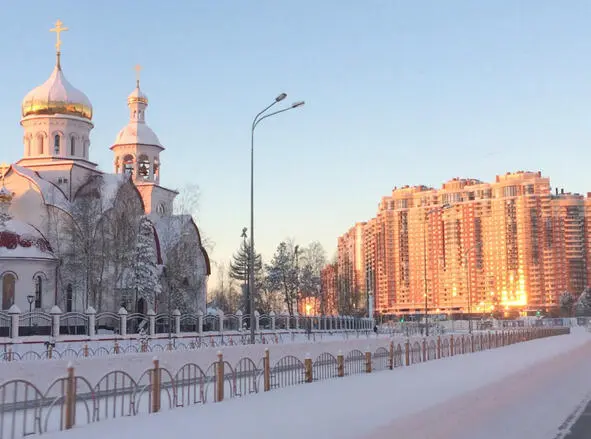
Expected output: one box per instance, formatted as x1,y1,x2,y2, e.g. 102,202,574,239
0,21,210,315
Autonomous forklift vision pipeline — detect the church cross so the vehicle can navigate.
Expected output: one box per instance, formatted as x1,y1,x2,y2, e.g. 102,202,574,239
135,64,142,87
50,20,68,52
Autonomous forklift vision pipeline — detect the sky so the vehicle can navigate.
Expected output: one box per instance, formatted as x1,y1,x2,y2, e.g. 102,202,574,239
2,1,591,286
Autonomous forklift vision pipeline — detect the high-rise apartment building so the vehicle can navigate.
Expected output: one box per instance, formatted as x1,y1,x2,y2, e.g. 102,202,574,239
329,171,591,315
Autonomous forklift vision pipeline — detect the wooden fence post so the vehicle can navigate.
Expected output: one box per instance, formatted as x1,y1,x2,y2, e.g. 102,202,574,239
263,349,271,392
216,351,224,402
83,344,89,357
365,350,372,373
304,354,313,383
388,341,394,370
64,363,76,429
151,357,161,412
437,336,441,359
337,350,345,377
405,341,410,366
114,341,119,354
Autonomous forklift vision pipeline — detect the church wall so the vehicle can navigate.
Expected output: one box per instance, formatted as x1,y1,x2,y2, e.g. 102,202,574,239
0,259,58,312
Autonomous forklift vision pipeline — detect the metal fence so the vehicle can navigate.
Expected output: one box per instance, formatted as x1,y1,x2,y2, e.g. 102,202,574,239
0,327,570,439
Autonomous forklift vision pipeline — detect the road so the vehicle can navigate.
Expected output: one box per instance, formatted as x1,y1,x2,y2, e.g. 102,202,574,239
363,339,591,439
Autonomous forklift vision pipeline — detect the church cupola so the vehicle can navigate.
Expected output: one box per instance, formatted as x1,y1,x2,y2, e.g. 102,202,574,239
20,20,94,162
111,65,165,184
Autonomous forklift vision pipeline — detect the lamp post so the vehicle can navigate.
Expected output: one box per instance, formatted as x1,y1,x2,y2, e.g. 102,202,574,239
27,294,35,332
241,227,248,316
249,94,305,344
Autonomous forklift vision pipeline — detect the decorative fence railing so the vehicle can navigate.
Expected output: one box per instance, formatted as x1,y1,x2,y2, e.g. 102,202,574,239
0,330,375,363
0,305,373,339
0,327,570,439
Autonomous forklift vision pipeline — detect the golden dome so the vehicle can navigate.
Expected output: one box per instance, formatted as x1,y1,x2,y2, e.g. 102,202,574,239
21,58,93,120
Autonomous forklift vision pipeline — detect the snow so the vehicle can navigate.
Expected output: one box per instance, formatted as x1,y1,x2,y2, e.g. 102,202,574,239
0,334,393,388
38,329,591,439
11,165,70,212
98,173,127,211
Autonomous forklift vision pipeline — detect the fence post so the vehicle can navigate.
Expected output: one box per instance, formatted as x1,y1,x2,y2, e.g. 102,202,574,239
450,335,454,356
8,305,19,339
197,311,204,335
48,344,53,359
337,350,345,377
7,347,12,362
151,357,161,412
263,349,271,391
216,351,224,402
422,339,427,361
50,306,61,338
114,340,120,354
437,336,441,359
64,363,76,429
304,353,313,383
270,311,276,331
471,334,475,353
365,350,372,373
147,309,156,335
254,311,260,332
173,310,181,335
118,307,128,337
86,307,96,338
218,310,224,333
294,313,300,331
83,344,89,357
388,341,394,369
405,340,410,366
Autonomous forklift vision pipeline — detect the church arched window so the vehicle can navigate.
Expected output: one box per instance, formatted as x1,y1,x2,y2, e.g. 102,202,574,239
66,284,73,312
70,136,76,156
2,273,16,310
138,154,150,179
34,275,42,308
54,135,60,155
37,135,44,155
123,155,134,176
157,204,165,215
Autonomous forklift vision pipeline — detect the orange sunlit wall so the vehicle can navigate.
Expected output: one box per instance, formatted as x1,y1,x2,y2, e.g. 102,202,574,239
331,171,590,315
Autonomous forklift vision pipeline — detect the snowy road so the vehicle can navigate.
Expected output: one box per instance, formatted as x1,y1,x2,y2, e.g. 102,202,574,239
40,329,591,439
362,336,591,439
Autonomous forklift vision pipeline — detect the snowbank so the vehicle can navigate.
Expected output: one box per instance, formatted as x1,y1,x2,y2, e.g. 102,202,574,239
40,329,590,439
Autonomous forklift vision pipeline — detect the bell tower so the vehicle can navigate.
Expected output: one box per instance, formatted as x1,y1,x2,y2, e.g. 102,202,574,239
111,67,177,216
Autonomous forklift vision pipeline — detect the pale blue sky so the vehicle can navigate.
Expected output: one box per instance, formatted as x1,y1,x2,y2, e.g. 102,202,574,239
2,1,591,284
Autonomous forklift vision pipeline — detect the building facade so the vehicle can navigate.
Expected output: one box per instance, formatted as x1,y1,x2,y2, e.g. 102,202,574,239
328,171,591,315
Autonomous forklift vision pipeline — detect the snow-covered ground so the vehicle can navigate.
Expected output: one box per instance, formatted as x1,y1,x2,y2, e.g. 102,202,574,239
37,329,589,439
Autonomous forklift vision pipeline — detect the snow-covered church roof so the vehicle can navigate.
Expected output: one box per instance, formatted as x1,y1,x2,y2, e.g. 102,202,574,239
0,187,55,260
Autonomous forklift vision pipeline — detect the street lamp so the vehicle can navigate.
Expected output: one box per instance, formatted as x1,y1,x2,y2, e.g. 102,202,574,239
249,94,305,344
27,294,35,332
241,227,248,315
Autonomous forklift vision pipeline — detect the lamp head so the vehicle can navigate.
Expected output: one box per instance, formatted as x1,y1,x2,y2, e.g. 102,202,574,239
291,101,305,108
275,93,287,102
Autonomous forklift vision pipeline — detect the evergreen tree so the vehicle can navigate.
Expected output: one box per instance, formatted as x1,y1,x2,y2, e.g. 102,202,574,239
559,291,575,317
133,216,161,311
575,288,591,316
229,240,263,311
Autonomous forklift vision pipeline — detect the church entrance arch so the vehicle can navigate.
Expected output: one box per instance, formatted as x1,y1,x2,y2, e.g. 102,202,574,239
136,297,147,315
2,273,16,310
